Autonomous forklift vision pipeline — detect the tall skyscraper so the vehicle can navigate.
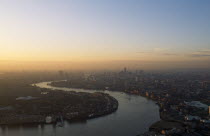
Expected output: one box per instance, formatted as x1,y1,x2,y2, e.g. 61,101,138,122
124,67,127,73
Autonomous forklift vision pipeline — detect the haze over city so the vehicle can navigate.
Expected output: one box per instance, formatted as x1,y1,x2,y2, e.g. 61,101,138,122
0,1,210,136
1,0,210,71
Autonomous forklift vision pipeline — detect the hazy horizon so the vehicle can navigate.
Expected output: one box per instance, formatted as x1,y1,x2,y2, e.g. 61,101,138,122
0,60,210,72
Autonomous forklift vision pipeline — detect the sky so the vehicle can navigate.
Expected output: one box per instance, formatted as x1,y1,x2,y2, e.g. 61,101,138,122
0,0,210,71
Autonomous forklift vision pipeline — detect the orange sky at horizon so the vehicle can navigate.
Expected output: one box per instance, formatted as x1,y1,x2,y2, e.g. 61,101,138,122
0,58,210,71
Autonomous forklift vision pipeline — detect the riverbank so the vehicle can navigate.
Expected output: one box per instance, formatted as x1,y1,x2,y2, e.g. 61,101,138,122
0,90,118,125
49,81,164,134
50,80,209,136
34,80,160,136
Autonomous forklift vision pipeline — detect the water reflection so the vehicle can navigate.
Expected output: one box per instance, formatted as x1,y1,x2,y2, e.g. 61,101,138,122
0,125,7,135
1,81,160,136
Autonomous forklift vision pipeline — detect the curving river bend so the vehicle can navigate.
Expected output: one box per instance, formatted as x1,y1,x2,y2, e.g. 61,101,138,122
0,81,160,136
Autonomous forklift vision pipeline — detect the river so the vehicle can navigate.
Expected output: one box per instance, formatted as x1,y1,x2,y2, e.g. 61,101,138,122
0,81,160,136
